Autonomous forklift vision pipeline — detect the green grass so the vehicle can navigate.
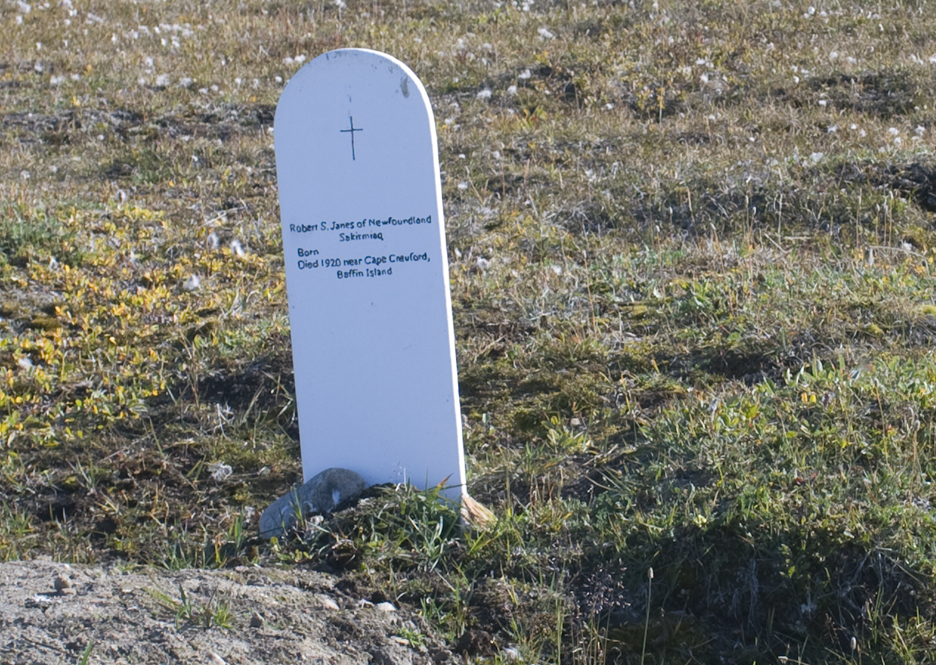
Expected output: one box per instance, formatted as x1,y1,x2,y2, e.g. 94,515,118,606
3,0,936,662
145,583,235,629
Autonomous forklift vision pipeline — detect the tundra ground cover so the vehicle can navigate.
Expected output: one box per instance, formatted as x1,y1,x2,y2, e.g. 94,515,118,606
3,0,936,662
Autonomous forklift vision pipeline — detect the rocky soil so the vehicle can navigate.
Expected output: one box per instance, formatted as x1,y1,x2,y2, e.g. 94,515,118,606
0,560,455,665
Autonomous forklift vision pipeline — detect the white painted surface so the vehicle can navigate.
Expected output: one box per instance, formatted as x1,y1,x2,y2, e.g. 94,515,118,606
274,49,465,496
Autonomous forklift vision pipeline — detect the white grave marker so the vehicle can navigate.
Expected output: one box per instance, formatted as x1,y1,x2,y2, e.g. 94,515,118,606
274,49,466,498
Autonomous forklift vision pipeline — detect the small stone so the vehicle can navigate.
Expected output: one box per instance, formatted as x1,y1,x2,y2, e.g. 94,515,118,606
259,468,367,539
54,574,76,595
249,612,264,628
316,594,339,610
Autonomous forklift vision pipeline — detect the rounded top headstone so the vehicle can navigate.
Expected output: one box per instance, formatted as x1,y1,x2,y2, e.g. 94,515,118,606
274,50,466,497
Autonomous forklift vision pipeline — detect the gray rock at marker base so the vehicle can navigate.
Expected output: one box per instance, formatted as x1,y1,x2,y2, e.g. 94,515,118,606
259,467,367,539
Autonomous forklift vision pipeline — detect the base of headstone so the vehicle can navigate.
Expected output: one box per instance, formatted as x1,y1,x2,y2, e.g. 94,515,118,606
259,467,367,540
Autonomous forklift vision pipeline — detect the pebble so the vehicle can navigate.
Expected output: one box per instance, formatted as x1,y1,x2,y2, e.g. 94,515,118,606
249,612,265,628
316,594,339,610
54,574,76,595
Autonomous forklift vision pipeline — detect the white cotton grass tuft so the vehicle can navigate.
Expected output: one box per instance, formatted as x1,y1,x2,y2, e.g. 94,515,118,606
476,89,492,100
208,462,233,482
183,274,201,291
230,239,245,257
206,232,220,250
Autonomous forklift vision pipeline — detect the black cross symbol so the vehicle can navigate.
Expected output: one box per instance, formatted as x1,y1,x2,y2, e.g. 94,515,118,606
340,116,363,160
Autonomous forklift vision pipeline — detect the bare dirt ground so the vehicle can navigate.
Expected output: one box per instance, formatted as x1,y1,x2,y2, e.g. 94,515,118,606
0,560,455,665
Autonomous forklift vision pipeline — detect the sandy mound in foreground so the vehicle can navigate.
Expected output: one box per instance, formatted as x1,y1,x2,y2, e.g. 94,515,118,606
0,560,455,665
